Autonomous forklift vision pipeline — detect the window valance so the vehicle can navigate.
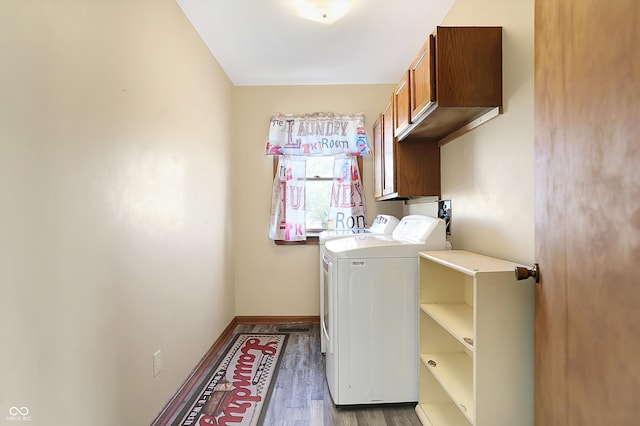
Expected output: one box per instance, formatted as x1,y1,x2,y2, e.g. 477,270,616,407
265,112,370,156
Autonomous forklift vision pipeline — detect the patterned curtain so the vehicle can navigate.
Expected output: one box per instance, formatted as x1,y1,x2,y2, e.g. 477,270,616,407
269,156,307,241
266,113,369,241
265,112,370,156
268,155,366,241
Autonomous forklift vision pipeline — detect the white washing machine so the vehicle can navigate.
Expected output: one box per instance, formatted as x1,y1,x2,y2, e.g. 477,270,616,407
322,215,448,405
318,214,400,354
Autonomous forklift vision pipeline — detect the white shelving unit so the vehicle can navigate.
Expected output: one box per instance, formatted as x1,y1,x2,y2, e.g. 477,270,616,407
415,250,534,426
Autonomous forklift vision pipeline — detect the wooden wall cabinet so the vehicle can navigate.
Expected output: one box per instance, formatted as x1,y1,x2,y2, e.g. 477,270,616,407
415,250,534,426
373,96,441,201
373,26,502,201
397,26,503,144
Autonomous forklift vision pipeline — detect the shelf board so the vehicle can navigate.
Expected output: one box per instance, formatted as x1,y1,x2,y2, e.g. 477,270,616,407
419,250,520,275
416,403,471,426
420,352,474,423
420,303,474,351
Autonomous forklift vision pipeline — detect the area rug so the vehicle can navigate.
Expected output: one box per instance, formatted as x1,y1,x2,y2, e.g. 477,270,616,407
177,333,288,426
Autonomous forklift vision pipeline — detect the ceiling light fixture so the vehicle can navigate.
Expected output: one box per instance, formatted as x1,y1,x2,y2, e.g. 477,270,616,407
294,0,353,25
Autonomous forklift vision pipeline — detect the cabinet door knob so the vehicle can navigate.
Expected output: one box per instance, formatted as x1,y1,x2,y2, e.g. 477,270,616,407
514,263,540,283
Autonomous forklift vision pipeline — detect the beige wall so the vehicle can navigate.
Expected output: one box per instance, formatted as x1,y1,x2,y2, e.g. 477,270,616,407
407,0,535,265
232,85,403,316
0,1,234,425
0,0,535,424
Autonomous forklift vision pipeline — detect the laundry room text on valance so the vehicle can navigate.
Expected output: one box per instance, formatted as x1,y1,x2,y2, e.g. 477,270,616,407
265,112,370,156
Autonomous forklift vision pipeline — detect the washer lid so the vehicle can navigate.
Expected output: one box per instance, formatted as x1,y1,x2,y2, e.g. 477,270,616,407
319,214,400,243
391,215,444,243
325,232,447,259
368,214,400,234
319,228,371,243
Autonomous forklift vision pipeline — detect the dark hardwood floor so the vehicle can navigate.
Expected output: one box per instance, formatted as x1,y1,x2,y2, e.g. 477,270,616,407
238,322,422,426
157,321,422,426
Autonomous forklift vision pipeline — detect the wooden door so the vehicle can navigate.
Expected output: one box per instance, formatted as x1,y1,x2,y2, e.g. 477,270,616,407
534,0,640,424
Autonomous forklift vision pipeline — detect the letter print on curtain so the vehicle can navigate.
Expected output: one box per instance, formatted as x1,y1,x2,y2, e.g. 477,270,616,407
266,112,370,241
328,155,366,230
269,156,307,241
265,112,370,156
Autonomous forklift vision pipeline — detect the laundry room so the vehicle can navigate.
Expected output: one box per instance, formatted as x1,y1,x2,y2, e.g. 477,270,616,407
2,0,535,423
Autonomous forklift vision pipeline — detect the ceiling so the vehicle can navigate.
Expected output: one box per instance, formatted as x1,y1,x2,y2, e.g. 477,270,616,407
175,0,456,86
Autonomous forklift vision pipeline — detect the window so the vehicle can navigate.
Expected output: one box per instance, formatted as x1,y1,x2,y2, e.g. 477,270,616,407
305,156,334,232
266,112,369,244
272,155,364,244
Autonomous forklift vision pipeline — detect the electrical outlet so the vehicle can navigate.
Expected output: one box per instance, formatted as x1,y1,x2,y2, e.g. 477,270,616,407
153,349,162,377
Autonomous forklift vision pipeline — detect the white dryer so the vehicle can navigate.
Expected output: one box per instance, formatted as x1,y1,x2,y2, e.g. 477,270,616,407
318,214,400,354
322,215,448,405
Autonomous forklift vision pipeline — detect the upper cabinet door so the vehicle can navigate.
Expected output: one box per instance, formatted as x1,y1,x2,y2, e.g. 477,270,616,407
372,116,383,199
381,98,396,196
393,71,411,138
410,34,436,122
